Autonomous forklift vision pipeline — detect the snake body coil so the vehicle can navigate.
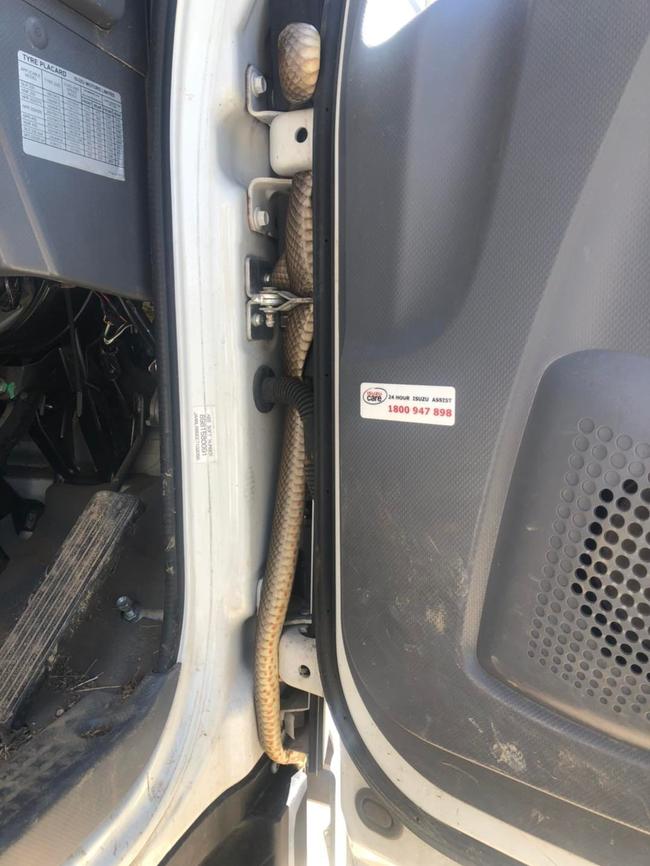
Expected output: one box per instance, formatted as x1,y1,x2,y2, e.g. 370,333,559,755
254,19,320,767
254,172,313,766
277,23,321,105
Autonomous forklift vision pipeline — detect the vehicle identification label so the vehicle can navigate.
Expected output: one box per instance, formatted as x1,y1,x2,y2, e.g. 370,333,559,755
17,51,125,181
360,382,456,426
192,406,217,462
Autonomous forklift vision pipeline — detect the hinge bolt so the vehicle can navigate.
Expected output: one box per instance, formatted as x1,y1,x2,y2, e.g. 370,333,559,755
253,207,270,230
251,72,268,96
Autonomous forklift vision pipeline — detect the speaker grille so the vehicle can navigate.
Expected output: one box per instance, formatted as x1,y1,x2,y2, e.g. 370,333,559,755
529,418,650,721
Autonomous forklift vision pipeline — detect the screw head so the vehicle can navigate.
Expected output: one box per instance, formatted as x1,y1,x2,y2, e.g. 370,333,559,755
116,595,131,611
251,312,265,327
251,72,267,96
253,207,270,230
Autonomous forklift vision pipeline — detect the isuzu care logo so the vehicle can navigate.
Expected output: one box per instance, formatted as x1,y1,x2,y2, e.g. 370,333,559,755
362,387,388,405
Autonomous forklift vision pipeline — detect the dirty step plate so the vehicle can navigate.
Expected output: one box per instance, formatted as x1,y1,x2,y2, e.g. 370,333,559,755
0,490,143,728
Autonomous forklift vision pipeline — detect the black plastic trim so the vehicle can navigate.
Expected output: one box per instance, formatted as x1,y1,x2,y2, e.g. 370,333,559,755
160,756,295,866
312,2,516,863
146,0,184,671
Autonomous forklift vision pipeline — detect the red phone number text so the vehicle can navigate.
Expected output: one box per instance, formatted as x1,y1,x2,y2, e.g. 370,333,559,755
388,405,452,417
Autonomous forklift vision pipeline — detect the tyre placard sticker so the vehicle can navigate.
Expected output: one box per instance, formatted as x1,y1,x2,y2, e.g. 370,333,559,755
17,51,125,181
360,382,455,426
192,406,217,462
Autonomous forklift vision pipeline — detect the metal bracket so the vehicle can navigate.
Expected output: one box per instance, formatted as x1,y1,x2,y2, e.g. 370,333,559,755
249,290,311,322
245,64,280,126
246,66,313,177
247,177,292,238
244,256,273,340
279,625,323,697
270,108,314,176
246,256,273,340
246,256,312,340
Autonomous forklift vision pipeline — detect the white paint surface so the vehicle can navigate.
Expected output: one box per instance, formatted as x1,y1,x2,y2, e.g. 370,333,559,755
65,1,283,862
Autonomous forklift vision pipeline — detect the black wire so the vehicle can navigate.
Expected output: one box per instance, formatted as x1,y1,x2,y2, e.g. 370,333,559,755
64,290,84,417
119,298,156,354
36,289,96,354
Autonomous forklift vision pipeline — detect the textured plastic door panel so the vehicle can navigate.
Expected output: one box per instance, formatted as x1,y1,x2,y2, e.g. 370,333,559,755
333,0,650,860
0,0,149,298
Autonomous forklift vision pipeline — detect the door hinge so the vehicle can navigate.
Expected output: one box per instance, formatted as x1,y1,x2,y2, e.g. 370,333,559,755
279,625,323,697
245,256,313,340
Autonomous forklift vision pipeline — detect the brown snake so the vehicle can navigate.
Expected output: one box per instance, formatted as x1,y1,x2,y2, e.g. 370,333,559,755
254,21,320,768
254,170,314,767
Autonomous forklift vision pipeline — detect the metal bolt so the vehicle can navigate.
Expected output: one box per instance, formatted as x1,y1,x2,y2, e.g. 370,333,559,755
116,595,139,622
262,272,272,285
253,207,270,230
251,72,267,96
264,311,276,329
251,312,265,327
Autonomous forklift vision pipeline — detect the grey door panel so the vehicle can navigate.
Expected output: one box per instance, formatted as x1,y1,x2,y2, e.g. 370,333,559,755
336,0,650,853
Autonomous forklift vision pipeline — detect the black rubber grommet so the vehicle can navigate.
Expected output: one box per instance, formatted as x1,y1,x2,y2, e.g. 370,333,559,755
253,365,276,413
355,788,402,839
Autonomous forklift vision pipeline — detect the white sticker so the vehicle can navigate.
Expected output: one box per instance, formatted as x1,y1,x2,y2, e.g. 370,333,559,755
360,382,456,426
17,51,125,181
192,406,217,462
